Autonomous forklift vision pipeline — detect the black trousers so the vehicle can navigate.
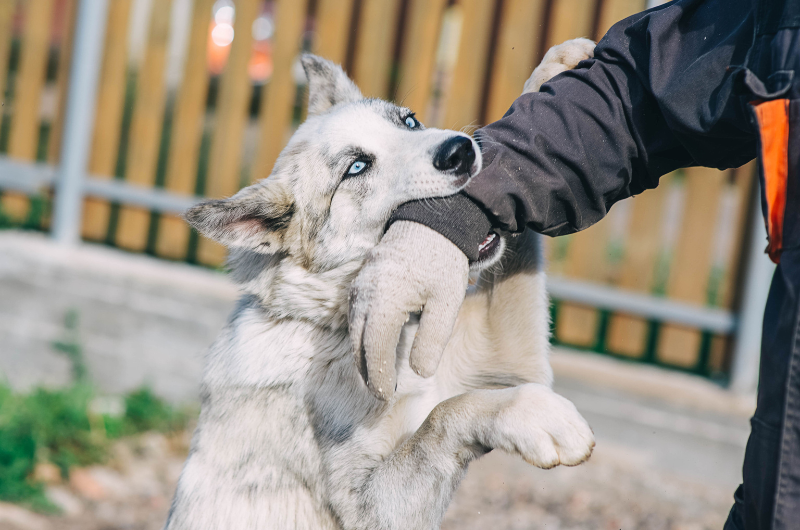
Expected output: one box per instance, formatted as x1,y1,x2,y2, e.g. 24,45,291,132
725,253,800,529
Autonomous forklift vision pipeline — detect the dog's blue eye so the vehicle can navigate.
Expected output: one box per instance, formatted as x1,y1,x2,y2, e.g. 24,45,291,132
405,116,417,128
348,160,367,175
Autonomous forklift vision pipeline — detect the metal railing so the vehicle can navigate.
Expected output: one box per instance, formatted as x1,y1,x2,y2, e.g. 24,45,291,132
0,0,776,393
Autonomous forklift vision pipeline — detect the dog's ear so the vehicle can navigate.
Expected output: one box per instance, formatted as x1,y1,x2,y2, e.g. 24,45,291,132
184,180,294,253
301,54,362,116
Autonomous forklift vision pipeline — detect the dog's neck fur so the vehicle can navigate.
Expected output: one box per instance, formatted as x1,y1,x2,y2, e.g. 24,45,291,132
228,249,365,330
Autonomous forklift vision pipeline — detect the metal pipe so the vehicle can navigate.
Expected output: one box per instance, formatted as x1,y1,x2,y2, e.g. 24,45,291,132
51,0,109,245
729,189,776,393
546,277,736,334
0,158,204,215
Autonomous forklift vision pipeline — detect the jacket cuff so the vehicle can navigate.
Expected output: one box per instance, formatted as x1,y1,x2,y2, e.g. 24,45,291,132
388,194,492,262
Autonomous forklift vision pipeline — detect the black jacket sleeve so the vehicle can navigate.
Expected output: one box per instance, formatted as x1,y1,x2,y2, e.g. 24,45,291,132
391,0,758,257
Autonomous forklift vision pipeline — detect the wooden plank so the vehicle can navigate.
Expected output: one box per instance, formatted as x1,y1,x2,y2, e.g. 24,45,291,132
718,161,757,308
606,175,672,357
314,0,356,66
196,0,262,266
555,221,610,347
155,0,215,260
4,0,55,220
47,0,77,163
115,0,174,251
707,162,757,375
545,0,596,49
0,1,17,138
81,0,133,241
352,0,402,99
595,0,645,39
484,0,547,123
657,167,728,368
441,0,496,130
394,0,448,123
250,0,309,183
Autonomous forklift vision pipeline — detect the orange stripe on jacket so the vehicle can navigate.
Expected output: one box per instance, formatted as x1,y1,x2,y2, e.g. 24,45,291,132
753,99,790,264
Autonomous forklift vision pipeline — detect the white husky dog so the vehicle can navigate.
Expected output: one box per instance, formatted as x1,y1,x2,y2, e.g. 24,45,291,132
166,39,596,530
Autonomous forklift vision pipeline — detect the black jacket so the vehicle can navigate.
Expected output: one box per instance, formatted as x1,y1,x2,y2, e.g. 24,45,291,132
391,0,762,261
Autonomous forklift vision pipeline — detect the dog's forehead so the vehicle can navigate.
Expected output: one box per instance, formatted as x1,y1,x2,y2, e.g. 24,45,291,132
319,99,413,146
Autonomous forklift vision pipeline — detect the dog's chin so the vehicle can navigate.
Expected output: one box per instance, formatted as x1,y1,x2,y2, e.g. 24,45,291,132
469,231,505,271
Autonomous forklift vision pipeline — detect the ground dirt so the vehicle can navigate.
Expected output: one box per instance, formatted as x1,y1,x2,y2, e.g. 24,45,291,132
0,429,732,530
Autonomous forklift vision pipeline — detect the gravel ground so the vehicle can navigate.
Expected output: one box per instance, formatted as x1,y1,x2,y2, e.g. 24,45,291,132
0,429,733,530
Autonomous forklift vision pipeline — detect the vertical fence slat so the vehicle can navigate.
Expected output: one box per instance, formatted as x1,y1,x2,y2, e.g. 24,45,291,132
352,0,401,99
81,0,132,241
395,0,448,123
47,0,77,164
657,167,728,368
555,222,610,347
251,0,310,183
115,0,174,251
719,162,758,309
314,0,355,66
0,0,15,136
196,0,262,266
709,162,757,372
595,0,645,38
3,0,55,220
606,177,671,357
156,0,215,260
545,0,596,49
484,0,547,124
441,0,496,131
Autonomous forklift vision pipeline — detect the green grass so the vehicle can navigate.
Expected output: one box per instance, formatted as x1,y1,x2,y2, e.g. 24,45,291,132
0,310,192,512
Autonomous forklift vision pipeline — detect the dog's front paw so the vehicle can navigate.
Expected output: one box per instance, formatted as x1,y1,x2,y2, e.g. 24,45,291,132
490,384,595,469
523,37,596,94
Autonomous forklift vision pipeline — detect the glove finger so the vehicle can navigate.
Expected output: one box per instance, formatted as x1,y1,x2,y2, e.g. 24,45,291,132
361,304,407,400
409,291,465,378
348,283,371,381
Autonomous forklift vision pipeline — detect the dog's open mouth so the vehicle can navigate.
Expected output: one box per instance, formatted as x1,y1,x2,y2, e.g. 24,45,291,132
477,231,501,261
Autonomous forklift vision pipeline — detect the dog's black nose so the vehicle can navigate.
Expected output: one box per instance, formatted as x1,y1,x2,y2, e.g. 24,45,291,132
433,136,476,174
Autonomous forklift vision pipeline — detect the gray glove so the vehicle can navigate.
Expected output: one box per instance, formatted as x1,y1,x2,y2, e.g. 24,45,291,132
349,221,469,400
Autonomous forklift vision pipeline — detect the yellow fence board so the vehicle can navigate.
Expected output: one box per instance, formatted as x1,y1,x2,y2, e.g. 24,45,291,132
441,0,496,131
47,0,77,164
596,0,645,39
197,0,262,266
606,175,672,357
657,168,728,367
395,0,448,123
82,0,133,241
352,0,401,99
251,0,310,183
156,0,215,260
115,0,174,251
4,0,55,220
0,1,16,141
545,0,597,50
555,222,610,347
314,0,356,66
484,0,547,123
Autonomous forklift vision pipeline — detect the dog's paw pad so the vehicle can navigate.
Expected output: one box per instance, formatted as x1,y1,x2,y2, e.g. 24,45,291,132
494,385,595,469
523,37,596,94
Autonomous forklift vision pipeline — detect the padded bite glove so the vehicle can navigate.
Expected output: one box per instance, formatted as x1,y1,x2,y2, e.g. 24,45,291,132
349,221,469,400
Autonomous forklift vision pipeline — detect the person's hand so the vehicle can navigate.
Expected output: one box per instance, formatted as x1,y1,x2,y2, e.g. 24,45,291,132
349,221,469,400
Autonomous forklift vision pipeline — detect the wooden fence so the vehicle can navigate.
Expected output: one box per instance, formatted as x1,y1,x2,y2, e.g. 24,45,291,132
0,0,756,379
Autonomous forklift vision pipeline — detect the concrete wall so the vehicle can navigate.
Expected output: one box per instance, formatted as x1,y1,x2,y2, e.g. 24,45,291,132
0,231,238,403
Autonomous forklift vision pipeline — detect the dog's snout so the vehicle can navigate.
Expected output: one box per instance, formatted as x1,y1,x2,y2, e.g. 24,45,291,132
433,136,476,175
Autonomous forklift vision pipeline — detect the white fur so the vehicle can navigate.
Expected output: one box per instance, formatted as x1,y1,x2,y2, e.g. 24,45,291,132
167,43,596,530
